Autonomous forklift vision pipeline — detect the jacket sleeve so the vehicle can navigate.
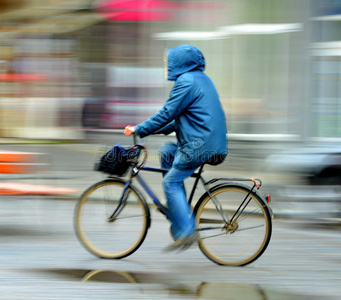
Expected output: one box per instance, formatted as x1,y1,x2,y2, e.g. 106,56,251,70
135,75,193,138
157,120,175,135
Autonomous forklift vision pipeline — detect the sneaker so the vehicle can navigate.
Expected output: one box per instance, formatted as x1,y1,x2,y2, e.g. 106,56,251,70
163,232,198,252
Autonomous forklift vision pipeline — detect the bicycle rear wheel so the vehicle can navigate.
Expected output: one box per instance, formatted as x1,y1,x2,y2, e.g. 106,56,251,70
75,178,150,259
194,184,272,266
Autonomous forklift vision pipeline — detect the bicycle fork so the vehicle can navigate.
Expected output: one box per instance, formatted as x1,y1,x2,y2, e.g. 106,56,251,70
107,181,131,222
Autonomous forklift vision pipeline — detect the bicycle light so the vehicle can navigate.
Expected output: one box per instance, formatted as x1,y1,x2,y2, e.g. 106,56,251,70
264,194,271,203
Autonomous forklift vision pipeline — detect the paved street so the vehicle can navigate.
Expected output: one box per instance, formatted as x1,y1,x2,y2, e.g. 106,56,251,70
0,137,340,299
0,196,341,299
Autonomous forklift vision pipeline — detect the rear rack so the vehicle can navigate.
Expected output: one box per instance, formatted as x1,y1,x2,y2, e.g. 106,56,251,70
204,178,263,189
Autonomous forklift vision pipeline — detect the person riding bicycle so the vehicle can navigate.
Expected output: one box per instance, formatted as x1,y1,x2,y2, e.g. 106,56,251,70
124,45,227,251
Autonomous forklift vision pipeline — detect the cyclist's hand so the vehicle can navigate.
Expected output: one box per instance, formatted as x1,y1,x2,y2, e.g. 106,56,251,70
124,125,136,136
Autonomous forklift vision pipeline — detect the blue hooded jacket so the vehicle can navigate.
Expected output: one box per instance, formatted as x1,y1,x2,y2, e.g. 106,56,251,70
135,45,227,170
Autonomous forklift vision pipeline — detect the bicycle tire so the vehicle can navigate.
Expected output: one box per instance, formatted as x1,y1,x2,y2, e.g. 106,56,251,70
74,178,151,259
194,183,272,266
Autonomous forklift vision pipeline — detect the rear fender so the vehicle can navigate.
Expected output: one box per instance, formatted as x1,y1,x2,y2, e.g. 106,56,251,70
194,182,273,218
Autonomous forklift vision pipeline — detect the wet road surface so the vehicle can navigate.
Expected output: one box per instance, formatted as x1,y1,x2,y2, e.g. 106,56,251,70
1,196,340,299
0,139,340,299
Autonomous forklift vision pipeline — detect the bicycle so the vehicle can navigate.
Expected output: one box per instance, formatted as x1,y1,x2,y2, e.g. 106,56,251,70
74,135,273,266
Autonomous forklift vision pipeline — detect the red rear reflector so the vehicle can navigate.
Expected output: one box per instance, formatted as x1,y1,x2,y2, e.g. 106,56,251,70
265,194,271,203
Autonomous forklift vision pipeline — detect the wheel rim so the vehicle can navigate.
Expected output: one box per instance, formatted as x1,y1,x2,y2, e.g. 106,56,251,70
75,180,149,258
196,186,271,266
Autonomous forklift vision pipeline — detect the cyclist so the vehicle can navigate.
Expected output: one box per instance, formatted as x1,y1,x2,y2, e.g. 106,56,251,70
124,45,227,251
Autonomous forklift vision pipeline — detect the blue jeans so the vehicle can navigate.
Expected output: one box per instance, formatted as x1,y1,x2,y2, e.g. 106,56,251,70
159,142,197,240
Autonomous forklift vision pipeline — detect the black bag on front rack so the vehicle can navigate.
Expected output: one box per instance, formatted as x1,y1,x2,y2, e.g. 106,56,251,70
94,144,141,176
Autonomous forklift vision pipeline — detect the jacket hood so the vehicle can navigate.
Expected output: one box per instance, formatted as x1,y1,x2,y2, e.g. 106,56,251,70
167,45,205,81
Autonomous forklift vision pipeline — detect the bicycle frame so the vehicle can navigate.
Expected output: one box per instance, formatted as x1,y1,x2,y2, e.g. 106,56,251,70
123,164,206,220
106,135,272,222
108,159,271,224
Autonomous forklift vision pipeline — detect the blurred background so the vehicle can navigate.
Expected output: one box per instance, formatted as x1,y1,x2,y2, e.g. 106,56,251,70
0,0,341,218
1,3,341,298
1,0,338,138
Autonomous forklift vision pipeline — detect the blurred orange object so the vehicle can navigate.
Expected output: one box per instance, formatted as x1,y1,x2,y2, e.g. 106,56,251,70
0,163,35,174
0,150,39,163
0,182,77,195
0,74,47,81
0,150,77,195
0,150,42,174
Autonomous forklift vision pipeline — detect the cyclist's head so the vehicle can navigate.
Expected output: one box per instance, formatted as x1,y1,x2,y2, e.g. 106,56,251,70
165,45,205,81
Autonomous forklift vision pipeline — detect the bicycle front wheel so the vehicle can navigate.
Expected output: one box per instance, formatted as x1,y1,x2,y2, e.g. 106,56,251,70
194,184,272,266
75,178,150,259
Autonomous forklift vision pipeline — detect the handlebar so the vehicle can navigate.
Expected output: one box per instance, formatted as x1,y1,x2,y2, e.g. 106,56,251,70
133,133,137,145
124,128,175,145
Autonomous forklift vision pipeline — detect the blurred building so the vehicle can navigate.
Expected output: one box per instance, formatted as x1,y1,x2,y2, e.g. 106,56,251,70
0,0,340,141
